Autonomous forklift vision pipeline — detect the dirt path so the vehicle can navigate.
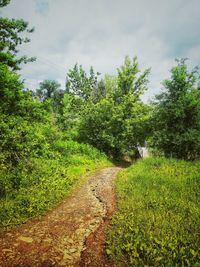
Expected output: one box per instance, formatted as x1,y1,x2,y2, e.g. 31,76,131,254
0,167,121,267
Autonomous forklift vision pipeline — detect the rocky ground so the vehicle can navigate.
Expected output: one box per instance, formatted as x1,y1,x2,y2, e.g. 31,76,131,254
0,167,121,267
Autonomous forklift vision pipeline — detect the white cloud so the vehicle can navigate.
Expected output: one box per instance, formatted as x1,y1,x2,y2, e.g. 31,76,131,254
1,0,200,102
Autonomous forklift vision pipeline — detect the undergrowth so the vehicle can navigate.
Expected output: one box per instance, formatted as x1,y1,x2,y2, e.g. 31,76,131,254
106,157,200,267
0,140,111,227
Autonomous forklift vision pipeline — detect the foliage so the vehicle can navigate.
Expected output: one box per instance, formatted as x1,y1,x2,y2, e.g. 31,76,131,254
0,1,111,229
54,92,84,133
0,0,10,7
0,63,110,226
34,79,66,114
0,0,111,229
79,99,117,156
150,59,200,160
79,97,151,158
104,74,118,98
0,63,45,118
0,63,57,166
66,63,100,101
78,57,151,159
0,63,24,114
0,113,59,165
0,12,35,70
116,56,150,100
91,79,106,103
0,140,110,226
35,79,62,100
107,157,200,266
0,4,62,169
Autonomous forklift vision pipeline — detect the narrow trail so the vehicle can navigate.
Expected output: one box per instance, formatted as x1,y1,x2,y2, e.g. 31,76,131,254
0,167,121,267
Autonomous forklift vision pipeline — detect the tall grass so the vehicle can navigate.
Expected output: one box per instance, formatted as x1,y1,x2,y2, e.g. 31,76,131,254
107,157,200,266
0,140,111,227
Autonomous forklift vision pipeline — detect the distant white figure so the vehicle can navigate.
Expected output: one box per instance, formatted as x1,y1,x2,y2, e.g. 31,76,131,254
138,146,143,158
141,147,149,158
138,142,149,158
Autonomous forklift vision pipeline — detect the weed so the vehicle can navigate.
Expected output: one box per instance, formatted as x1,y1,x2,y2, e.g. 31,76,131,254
107,157,200,266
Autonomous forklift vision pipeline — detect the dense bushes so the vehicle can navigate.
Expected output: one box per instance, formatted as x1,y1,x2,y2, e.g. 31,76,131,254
106,158,200,266
0,140,109,227
79,97,151,158
0,114,59,165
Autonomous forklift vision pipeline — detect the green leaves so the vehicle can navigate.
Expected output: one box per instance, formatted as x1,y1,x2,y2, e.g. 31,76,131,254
77,56,151,159
0,63,24,114
79,94,151,159
107,158,200,266
151,59,200,160
35,80,62,100
0,139,109,226
0,17,35,70
34,79,66,114
0,0,113,229
66,64,100,101
0,0,10,7
117,56,150,99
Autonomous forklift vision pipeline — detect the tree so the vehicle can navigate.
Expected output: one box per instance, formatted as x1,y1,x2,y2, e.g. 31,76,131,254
91,79,106,103
0,1,54,167
104,74,118,98
78,56,151,159
0,11,35,70
58,93,83,133
0,1,38,116
0,0,10,7
117,56,150,100
35,80,62,100
79,97,151,159
66,64,100,101
0,63,23,115
34,79,66,113
150,59,200,160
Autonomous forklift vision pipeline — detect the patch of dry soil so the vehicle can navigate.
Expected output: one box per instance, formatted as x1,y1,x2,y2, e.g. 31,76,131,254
0,167,121,267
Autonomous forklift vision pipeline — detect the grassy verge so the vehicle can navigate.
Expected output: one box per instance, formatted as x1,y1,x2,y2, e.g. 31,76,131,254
106,157,200,266
0,140,111,227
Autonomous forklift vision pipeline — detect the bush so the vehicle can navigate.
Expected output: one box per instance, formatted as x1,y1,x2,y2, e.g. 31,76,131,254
79,98,151,159
53,139,105,160
0,140,110,227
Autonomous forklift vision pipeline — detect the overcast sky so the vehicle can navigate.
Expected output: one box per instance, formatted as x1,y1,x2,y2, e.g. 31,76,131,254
1,0,200,101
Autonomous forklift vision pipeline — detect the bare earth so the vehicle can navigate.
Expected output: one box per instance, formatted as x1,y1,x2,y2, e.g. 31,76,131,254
0,167,121,267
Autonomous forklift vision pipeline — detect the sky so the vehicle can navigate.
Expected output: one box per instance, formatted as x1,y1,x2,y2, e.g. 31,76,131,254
1,0,200,102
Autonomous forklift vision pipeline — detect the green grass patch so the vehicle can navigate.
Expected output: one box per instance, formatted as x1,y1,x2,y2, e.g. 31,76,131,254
106,157,200,266
0,140,111,227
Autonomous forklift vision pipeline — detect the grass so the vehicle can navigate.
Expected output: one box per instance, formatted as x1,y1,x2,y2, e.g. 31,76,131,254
106,157,200,267
0,140,111,227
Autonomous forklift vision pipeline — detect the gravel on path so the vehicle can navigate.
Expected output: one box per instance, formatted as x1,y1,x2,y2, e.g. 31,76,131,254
0,167,121,267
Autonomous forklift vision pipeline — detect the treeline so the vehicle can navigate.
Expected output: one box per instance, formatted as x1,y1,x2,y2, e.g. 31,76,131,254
31,57,200,161
1,0,200,225
32,56,151,159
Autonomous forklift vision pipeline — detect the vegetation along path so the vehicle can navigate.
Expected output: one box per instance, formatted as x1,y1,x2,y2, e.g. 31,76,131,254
0,167,121,267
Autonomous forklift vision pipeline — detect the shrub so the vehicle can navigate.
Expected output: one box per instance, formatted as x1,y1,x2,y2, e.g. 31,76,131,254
0,140,110,227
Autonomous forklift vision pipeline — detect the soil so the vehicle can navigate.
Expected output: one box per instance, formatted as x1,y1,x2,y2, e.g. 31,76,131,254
0,167,121,267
